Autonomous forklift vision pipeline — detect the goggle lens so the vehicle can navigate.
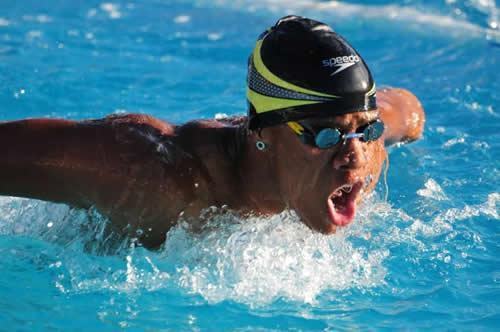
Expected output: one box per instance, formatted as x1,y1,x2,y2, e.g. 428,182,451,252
360,120,385,142
315,128,342,149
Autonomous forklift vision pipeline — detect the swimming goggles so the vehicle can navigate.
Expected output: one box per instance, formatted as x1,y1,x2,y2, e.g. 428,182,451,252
287,119,385,149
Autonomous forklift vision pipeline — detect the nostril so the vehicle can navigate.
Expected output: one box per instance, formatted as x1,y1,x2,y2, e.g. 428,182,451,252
333,154,351,170
333,148,365,170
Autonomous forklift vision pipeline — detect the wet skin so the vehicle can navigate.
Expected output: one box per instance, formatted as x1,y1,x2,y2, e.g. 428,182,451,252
0,88,424,248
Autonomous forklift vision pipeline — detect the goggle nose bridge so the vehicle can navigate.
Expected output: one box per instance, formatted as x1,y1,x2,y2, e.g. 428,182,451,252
342,132,364,141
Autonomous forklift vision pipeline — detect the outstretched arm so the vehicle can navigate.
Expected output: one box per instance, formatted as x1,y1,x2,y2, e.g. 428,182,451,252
377,88,425,146
0,114,182,246
1,118,106,208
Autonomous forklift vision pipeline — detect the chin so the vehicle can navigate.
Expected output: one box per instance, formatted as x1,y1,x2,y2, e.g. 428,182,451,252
297,180,365,234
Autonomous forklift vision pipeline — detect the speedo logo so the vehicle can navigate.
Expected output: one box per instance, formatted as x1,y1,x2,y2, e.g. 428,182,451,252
322,55,360,76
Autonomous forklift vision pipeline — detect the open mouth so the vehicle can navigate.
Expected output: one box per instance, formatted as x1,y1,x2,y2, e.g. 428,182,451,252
327,182,363,227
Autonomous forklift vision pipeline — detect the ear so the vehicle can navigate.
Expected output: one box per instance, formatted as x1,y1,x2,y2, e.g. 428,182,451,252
247,125,295,152
247,128,269,151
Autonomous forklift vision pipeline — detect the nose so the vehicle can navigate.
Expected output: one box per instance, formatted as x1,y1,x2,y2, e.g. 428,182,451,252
332,137,367,170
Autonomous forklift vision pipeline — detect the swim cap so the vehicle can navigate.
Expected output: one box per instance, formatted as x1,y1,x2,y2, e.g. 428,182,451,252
247,15,376,130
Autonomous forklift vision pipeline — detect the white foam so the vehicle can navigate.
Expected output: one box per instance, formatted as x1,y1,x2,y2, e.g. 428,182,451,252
435,192,499,222
22,14,53,24
417,179,449,201
0,18,10,27
100,3,122,19
1,192,497,306
214,112,229,119
207,33,223,41
198,0,498,39
163,210,389,306
174,15,191,24
443,136,467,148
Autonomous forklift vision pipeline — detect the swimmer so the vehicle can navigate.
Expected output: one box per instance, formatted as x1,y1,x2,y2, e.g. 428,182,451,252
0,16,424,248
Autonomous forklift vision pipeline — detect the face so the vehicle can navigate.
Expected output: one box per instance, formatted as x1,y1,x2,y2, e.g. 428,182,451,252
267,110,386,233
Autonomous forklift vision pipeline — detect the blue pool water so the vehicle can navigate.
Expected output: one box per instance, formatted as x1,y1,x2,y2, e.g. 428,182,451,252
0,0,499,330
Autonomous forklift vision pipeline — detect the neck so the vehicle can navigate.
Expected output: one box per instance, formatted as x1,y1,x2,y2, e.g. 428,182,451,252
235,128,286,214
180,119,285,214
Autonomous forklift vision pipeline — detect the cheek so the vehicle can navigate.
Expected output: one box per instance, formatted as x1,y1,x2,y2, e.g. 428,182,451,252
275,144,331,202
364,141,387,187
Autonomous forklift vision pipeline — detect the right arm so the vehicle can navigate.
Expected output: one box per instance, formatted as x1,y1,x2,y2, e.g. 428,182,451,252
0,118,110,208
0,115,183,247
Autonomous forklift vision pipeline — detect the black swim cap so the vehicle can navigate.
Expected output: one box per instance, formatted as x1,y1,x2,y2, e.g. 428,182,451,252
247,15,376,130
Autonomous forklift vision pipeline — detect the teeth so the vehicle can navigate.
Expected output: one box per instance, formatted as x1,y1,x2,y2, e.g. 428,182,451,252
331,191,342,198
331,185,353,200
341,185,353,193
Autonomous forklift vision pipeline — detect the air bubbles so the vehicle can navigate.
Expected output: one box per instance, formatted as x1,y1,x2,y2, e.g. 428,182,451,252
87,9,97,18
100,3,122,19
26,30,42,40
174,15,191,24
187,314,197,326
443,136,466,148
67,29,79,37
486,27,500,44
214,113,228,120
472,141,490,150
160,55,173,63
13,88,26,99
437,251,452,264
207,33,222,41
22,14,52,24
49,261,62,268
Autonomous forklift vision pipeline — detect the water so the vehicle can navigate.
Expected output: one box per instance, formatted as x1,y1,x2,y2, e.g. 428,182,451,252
0,0,499,330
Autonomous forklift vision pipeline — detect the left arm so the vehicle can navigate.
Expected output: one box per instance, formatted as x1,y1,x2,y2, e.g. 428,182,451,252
377,88,425,146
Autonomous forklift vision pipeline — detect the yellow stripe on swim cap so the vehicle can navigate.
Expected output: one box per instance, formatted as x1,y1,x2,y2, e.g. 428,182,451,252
252,40,339,100
287,121,305,135
247,89,320,114
367,83,376,96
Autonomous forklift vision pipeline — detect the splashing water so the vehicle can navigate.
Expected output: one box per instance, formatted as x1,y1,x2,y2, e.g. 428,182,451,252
1,188,495,310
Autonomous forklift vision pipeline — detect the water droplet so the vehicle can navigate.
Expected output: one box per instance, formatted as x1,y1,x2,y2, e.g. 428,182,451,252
174,15,190,24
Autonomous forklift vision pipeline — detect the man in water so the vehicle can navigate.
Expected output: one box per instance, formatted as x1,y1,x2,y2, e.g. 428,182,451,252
0,16,424,248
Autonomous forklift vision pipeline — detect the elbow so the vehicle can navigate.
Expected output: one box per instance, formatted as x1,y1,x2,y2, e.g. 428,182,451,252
378,87,426,146
400,89,425,143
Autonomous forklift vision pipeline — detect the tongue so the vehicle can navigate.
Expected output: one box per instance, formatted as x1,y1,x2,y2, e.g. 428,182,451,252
327,194,357,226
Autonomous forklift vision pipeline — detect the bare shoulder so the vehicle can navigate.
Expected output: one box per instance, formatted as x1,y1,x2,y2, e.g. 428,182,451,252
87,113,176,136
